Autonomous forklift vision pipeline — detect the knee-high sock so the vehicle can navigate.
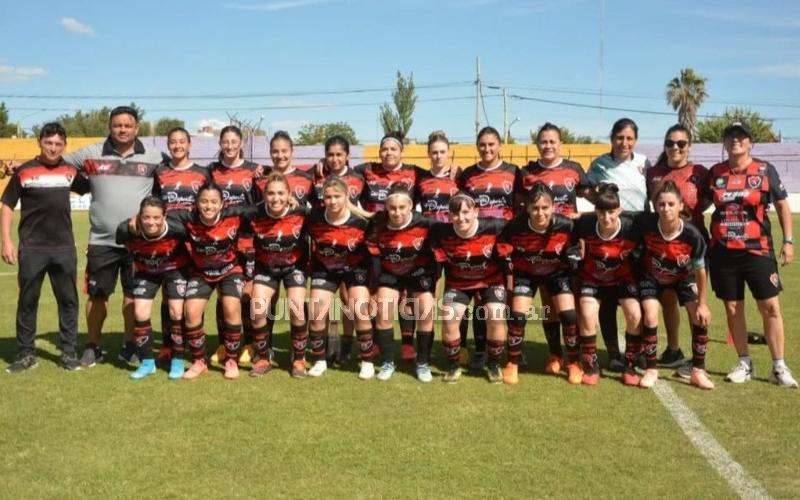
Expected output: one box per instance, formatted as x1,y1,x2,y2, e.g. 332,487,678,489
506,311,527,365
291,322,308,362
560,310,579,364
691,323,709,369
222,323,242,362
133,319,154,360
185,325,206,361
416,330,434,366
642,325,658,369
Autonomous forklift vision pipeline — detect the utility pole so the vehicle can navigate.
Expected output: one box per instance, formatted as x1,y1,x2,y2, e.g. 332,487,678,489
502,88,508,144
475,57,481,137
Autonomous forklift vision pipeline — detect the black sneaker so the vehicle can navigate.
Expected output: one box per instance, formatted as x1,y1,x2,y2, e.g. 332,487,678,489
337,340,352,365
469,351,487,374
657,348,685,368
60,352,82,371
6,352,38,374
118,342,140,366
80,344,104,367
607,353,625,373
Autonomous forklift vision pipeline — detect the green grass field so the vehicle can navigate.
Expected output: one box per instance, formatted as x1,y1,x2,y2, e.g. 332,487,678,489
1,212,798,499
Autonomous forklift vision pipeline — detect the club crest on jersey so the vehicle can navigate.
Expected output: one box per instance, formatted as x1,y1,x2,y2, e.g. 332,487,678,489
564,178,576,192
412,237,424,250
347,238,359,251
502,181,513,195
348,186,359,198
419,277,431,290
137,164,148,176
770,273,780,288
492,287,505,300
227,227,237,240
190,181,201,193
294,186,306,199
676,254,690,267
242,179,252,191
747,176,762,189
482,244,493,258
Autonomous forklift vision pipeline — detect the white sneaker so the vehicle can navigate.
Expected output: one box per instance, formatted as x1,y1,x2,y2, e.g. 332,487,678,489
376,362,395,381
416,363,433,383
358,361,375,380
725,359,753,384
307,360,328,378
769,366,799,388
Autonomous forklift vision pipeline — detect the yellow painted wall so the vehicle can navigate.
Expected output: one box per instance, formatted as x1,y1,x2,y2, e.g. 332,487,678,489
362,143,611,170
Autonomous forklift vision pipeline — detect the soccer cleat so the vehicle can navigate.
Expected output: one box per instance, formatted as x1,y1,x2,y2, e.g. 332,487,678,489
291,360,308,379
544,355,563,375
377,362,396,381
502,362,519,385
581,371,600,385
6,352,38,374
130,359,157,380
307,360,328,378
566,363,583,385
676,360,693,380
79,345,104,368
156,346,173,363
622,369,641,387
690,368,715,390
458,348,470,367
249,359,272,378
769,366,799,388
118,343,140,367
182,359,208,380
238,344,253,367
400,344,416,363
657,348,685,368
224,359,240,380
487,363,503,384
210,345,226,366
725,359,753,384
60,352,82,372
358,361,375,380
416,363,433,383
337,343,352,365
468,351,487,374
443,366,462,384
168,359,185,380
607,354,625,373
639,368,659,389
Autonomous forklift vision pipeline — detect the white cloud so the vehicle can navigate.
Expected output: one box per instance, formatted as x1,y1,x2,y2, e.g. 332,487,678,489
0,64,47,83
197,118,229,132
223,0,327,12
60,17,94,35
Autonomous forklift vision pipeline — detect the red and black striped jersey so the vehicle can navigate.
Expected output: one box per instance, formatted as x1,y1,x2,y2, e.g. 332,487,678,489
152,162,210,213
515,159,590,216
646,161,709,238
307,208,370,271
458,161,518,221
355,162,419,213
573,212,641,285
704,160,786,257
244,205,308,270
115,219,189,274
365,212,435,276
170,208,246,281
313,165,365,208
257,165,315,207
639,212,706,285
415,169,459,222
497,214,573,276
430,218,507,290
209,160,261,208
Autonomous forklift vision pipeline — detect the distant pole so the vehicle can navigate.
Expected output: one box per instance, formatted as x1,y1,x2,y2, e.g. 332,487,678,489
502,88,508,144
599,0,605,118
475,57,481,137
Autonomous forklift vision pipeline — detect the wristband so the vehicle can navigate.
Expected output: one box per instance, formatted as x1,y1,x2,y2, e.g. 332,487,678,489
784,236,794,245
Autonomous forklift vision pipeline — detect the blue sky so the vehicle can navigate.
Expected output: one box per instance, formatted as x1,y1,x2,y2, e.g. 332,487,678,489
1,0,799,143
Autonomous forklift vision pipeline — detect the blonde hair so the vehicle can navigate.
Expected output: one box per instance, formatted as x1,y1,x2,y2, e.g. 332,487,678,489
322,176,373,219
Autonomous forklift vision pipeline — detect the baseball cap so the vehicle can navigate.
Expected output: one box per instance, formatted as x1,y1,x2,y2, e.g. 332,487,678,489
723,122,753,141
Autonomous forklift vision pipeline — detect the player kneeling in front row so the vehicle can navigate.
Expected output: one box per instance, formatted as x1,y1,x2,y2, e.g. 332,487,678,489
117,196,189,380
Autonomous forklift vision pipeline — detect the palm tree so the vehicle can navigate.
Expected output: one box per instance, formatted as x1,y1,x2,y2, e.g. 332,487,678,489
666,68,708,138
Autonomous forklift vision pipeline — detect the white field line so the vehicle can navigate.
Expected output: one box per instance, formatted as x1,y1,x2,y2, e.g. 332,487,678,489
653,382,773,500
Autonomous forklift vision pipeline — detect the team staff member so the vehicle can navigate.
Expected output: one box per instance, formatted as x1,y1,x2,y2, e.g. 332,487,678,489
2,123,89,373
116,197,189,380
639,181,712,389
705,122,797,388
646,124,710,369
584,118,650,372
515,123,592,373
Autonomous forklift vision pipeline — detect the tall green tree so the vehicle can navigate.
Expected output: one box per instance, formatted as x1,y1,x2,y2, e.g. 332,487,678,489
696,107,778,143
666,68,708,138
154,118,186,136
379,71,416,137
296,122,358,145
0,102,18,137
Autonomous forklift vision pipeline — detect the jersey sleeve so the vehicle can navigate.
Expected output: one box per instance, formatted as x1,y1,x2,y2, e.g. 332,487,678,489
115,220,134,245
766,163,788,202
686,223,707,270
0,173,22,208
71,172,90,195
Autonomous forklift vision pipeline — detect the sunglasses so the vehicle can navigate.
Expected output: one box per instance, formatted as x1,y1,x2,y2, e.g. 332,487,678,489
664,140,689,149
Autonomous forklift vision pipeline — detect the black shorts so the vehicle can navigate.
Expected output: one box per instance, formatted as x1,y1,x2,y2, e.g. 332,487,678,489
253,266,306,290
378,266,437,294
639,273,698,306
85,245,135,298
310,266,369,292
185,273,245,300
131,269,189,300
443,285,507,306
709,246,782,301
578,278,638,300
512,270,573,298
